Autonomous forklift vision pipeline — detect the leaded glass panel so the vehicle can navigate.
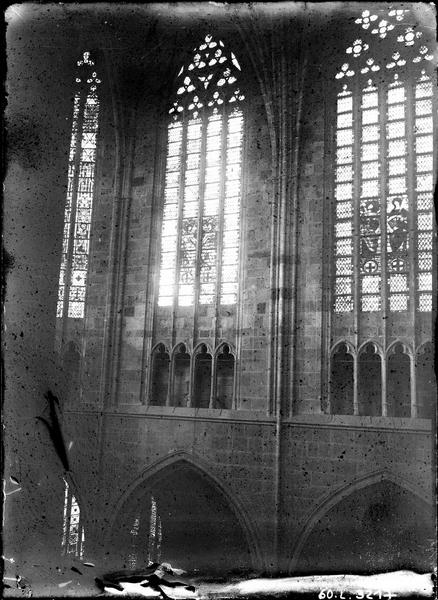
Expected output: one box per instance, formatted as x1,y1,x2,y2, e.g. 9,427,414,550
361,143,379,161
414,116,432,134
415,99,432,115
158,37,243,308
386,120,405,138
332,8,435,419
415,135,433,154
57,52,100,319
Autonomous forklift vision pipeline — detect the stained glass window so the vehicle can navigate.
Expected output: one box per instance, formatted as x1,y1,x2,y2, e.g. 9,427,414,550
126,496,162,569
158,35,244,307
62,479,85,558
333,8,435,314
57,51,100,319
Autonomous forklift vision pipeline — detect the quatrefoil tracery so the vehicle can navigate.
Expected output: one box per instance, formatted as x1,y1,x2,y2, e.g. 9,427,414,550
170,34,244,117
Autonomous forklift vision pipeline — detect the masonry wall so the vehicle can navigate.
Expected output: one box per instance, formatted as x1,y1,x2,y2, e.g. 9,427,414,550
5,2,435,586
62,410,432,571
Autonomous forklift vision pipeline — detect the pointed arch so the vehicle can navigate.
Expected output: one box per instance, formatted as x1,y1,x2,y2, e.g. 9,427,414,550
149,343,170,406
151,341,171,355
357,339,383,357
387,341,412,416
169,33,245,117
171,343,191,407
215,340,236,358
330,339,355,358
192,343,213,408
329,341,354,415
290,469,433,572
214,342,236,409
386,339,413,358
193,341,214,356
107,451,262,571
358,342,382,416
157,33,245,309
171,341,192,360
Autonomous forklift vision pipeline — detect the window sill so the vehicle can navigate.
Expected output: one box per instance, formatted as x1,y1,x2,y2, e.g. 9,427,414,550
114,405,270,422
286,413,432,432
99,405,433,431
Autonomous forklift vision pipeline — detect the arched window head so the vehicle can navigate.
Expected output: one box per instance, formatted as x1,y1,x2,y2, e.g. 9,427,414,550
358,343,382,416
158,35,244,308
193,344,212,408
57,51,100,319
330,343,354,415
333,8,435,314
387,343,411,417
172,344,191,407
215,344,235,409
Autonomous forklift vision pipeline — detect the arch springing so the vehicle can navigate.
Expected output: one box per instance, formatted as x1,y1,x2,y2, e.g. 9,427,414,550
158,35,244,308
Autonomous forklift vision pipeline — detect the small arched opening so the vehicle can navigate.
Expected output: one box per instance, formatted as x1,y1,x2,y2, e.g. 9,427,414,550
358,343,381,416
329,343,354,415
294,479,433,574
150,344,170,406
416,342,435,419
215,344,235,409
110,460,253,574
172,344,190,407
387,343,411,417
193,344,212,408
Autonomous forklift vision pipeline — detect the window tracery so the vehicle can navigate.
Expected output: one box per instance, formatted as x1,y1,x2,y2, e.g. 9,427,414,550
333,8,435,314
158,35,244,308
57,51,100,319
330,7,435,418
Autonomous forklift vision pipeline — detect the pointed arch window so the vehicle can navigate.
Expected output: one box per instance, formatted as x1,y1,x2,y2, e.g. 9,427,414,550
62,479,85,558
158,34,244,308
57,51,100,319
150,344,170,406
329,343,354,415
333,8,435,314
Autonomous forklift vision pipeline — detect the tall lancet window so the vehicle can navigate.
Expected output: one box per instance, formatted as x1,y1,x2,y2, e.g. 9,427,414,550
62,479,85,558
333,8,435,314
158,34,245,307
57,51,100,319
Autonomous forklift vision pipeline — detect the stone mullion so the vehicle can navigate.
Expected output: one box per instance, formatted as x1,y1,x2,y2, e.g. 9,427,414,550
234,106,249,410
321,74,335,413
171,117,188,347
405,81,417,417
169,118,188,405
191,113,208,351
210,106,228,408
378,80,388,417
141,118,168,406
352,77,361,416
214,107,228,338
